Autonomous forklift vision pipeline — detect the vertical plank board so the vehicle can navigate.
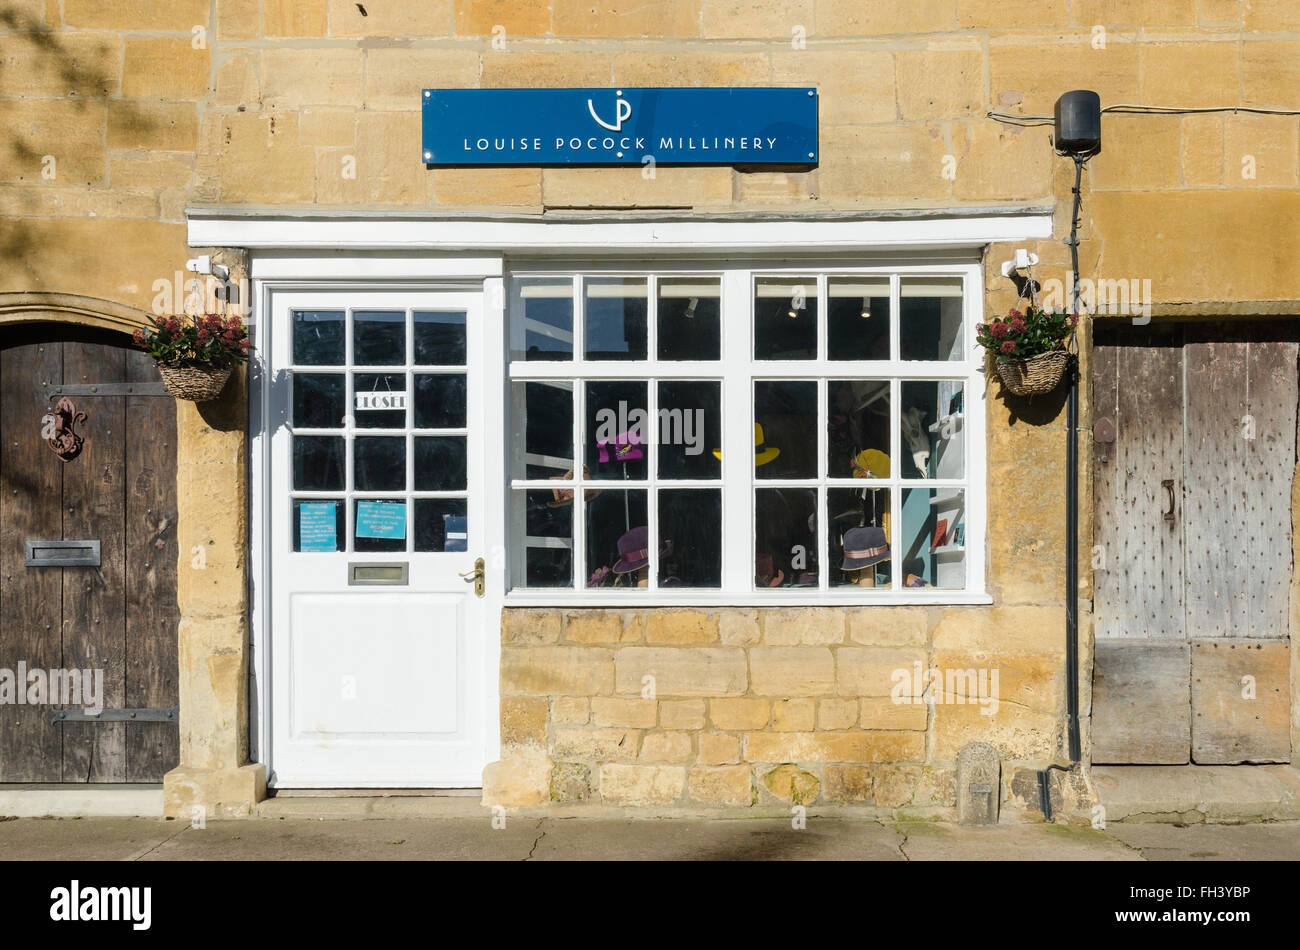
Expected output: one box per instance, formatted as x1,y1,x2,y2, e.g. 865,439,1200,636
1241,329,1299,639
0,338,65,781
1091,330,1123,640
59,339,127,782
1113,327,1184,638
1091,640,1191,764
1191,639,1290,763
1184,327,1249,639
124,349,180,781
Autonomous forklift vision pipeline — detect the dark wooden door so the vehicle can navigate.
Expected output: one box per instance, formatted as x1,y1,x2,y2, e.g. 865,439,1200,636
0,324,179,782
1091,320,1298,765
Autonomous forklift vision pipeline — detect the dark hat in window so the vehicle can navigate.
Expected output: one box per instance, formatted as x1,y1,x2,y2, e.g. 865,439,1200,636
841,525,890,571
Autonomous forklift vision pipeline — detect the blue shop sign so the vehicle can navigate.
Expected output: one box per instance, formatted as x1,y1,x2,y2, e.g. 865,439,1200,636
421,87,818,166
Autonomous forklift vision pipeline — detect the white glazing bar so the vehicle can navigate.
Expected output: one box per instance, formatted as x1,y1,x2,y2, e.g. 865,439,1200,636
721,268,753,593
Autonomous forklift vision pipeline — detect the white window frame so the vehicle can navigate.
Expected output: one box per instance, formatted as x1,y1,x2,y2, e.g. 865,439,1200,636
504,257,989,606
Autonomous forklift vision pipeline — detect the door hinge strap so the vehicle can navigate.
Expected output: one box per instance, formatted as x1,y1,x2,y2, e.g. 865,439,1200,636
51,706,177,723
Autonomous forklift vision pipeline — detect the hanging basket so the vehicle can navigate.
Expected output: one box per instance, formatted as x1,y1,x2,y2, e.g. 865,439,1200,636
158,362,232,401
995,350,1070,396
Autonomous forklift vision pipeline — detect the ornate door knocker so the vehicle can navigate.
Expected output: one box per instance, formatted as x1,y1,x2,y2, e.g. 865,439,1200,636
44,397,88,461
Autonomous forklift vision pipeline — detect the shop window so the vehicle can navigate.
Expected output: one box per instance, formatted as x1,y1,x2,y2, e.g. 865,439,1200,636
507,268,980,598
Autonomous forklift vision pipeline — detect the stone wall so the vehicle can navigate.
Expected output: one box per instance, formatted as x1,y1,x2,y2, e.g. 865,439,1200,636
488,604,1070,811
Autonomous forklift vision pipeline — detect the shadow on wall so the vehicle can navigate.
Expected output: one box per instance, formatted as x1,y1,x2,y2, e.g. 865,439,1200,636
0,7,156,269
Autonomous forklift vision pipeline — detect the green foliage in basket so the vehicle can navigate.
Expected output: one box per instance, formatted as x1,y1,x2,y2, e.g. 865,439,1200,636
976,304,1075,363
133,313,251,367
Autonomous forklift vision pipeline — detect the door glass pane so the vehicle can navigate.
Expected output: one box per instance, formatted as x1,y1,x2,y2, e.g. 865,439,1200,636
755,277,817,360
353,436,405,491
900,277,964,361
585,277,648,361
585,380,649,480
293,373,345,428
829,276,890,360
414,436,467,491
584,490,649,588
413,310,466,365
293,499,344,552
354,498,406,552
293,435,345,490
754,380,816,479
514,488,572,587
828,379,890,479
353,372,406,429
657,380,721,479
658,489,721,588
900,380,965,478
658,278,721,361
353,310,406,365
828,487,892,588
292,310,344,365
900,487,965,589
512,380,573,479
755,487,817,588
414,373,466,428
511,277,573,361
414,498,468,552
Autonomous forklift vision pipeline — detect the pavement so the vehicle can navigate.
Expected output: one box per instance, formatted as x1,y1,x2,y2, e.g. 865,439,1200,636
0,815,1296,860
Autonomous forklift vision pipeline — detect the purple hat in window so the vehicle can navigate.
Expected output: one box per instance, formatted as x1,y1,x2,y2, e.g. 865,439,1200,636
611,526,671,574
597,430,645,463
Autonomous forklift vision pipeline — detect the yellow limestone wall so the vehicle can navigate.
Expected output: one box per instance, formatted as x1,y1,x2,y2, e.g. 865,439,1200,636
1,0,1296,815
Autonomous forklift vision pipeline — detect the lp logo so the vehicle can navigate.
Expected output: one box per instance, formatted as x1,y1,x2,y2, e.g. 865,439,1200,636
588,94,632,132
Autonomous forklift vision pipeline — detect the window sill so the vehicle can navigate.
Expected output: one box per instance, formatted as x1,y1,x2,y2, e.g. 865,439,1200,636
503,590,994,608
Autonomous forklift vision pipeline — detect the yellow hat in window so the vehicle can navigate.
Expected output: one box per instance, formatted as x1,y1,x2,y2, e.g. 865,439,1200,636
713,423,781,466
851,449,890,479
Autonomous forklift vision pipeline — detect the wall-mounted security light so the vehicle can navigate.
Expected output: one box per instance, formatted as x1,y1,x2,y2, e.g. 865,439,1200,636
1054,90,1101,157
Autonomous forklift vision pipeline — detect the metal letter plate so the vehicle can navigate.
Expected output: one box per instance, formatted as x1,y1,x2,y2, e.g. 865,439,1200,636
26,539,101,568
348,562,409,586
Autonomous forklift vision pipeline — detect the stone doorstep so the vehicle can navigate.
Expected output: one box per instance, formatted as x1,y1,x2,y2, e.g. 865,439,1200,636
0,785,163,818
1092,765,1300,824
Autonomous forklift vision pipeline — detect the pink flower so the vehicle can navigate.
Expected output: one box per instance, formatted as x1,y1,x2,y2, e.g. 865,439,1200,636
197,328,211,343
132,329,144,345
1009,317,1026,333
988,321,1009,340
1000,340,1016,355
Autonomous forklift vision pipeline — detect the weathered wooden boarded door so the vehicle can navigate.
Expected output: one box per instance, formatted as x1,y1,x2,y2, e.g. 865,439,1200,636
1092,321,1297,765
0,324,179,782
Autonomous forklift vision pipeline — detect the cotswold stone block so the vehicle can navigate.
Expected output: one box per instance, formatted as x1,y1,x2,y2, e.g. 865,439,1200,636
611,51,769,87
761,608,844,645
1180,114,1225,186
552,697,589,725
550,762,591,802
762,763,821,804
818,124,951,203
916,767,958,807
297,108,357,149
860,696,928,731
951,122,1054,202
1140,42,1240,109
0,100,107,187
744,731,925,764
326,0,449,36
659,699,706,730
823,765,873,802
815,0,954,34
501,697,548,746
847,607,929,647
261,48,363,108
896,47,983,120
1224,114,1300,188
615,648,747,697
542,166,733,210
2,30,120,98
501,647,614,696
432,168,543,208
818,698,859,730
365,49,478,111
990,38,1140,115
640,731,693,763
1091,115,1181,190
554,0,701,37
698,732,740,765
481,748,552,807
771,51,895,126
553,727,638,761
598,764,686,805
1073,0,1195,25
710,698,769,731
564,611,630,644
501,609,561,645
688,766,752,806
64,0,208,31
123,38,209,100
481,51,612,89
217,112,314,204
264,0,327,35
108,101,198,153
956,0,1069,27
701,0,812,38
837,647,928,698
717,610,760,646
873,766,921,807
772,698,816,732
591,697,657,728
454,0,553,35
749,647,835,696
645,609,718,644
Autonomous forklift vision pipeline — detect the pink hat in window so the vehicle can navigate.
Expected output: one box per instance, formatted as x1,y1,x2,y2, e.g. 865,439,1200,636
597,430,645,463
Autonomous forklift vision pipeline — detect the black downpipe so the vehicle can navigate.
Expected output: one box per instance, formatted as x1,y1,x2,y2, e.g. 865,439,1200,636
1038,154,1086,821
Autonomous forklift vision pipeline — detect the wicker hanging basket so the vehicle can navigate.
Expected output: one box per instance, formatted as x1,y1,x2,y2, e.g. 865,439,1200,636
995,350,1070,397
158,362,233,401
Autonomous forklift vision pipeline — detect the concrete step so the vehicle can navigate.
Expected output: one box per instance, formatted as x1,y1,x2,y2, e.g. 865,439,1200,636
0,784,163,818
1092,765,1300,823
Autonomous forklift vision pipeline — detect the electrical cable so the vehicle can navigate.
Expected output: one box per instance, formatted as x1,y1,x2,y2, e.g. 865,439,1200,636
988,103,1300,126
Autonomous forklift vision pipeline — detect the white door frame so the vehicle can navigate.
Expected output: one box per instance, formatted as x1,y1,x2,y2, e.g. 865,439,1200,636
249,268,506,785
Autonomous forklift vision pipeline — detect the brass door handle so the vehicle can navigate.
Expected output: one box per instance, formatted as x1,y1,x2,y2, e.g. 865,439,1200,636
1161,479,1175,523
459,557,485,598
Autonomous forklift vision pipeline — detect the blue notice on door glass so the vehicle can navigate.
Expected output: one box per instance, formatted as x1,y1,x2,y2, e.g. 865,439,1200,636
299,503,338,552
356,500,407,540
444,515,467,552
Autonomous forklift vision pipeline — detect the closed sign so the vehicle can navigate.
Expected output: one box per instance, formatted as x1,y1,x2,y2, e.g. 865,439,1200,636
356,391,407,411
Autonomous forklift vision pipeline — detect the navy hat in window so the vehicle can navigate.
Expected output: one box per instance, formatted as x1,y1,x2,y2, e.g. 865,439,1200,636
840,525,890,571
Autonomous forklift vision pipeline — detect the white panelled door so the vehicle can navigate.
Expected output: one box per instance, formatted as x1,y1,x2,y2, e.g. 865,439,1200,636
267,289,497,787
